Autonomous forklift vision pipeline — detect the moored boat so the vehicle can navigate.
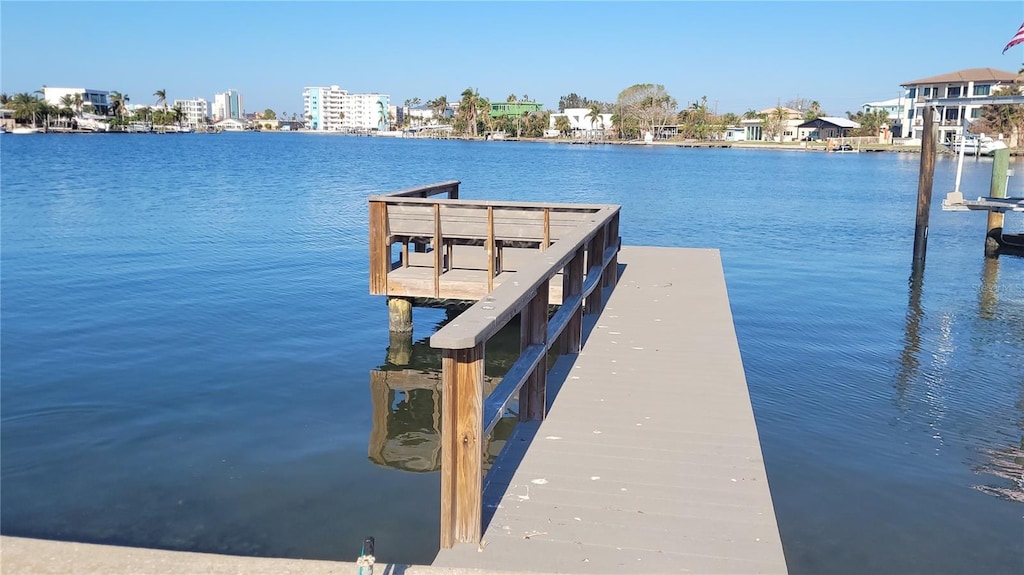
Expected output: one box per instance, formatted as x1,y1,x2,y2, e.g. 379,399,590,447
945,134,1009,156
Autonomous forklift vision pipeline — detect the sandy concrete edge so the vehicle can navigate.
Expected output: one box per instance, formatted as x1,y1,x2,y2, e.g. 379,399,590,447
0,536,553,575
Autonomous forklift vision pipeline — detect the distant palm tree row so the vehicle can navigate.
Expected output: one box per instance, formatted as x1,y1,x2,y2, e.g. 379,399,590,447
1,88,188,131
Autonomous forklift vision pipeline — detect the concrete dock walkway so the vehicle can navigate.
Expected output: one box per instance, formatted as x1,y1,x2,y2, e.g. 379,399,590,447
432,246,787,573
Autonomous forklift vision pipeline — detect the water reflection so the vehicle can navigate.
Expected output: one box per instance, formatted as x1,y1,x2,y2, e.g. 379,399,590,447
895,266,925,411
368,320,521,473
978,257,1000,321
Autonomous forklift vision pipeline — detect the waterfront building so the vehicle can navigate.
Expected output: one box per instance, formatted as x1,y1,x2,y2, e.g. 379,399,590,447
213,90,244,121
548,108,614,136
740,107,803,142
489,100,544,118
41,87,109,116
302,85,390,132
898,67,1018,142
213,118,247,131
173,98,209,128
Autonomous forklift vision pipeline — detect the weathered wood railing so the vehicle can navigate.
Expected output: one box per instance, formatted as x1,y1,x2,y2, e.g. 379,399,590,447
369,181,617,301
368,182,620,547
426,207,620,548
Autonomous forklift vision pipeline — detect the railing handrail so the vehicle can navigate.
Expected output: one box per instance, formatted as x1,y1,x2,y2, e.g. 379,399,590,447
430,206,619,350
372,180,461,199
369,195,614,212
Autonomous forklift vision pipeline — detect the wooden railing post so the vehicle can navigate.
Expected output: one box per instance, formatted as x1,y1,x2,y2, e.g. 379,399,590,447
585,225,607,314
559,247,585,354
487,206,495,291
433,203,442,297
602,213,620,288
440,343,484,548
369,201,388,295
520,282,549,421
449,182,459,200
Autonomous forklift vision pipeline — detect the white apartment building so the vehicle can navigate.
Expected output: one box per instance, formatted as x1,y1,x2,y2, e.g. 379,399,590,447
41,87,110,115
212,90,244,121
173,98,209,128
899,67,1018,142
303,85,390,131
548,108,614,134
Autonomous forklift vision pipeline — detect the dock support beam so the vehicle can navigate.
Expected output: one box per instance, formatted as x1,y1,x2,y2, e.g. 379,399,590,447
388,297,413,333
440,343,484,548
985,148,1010,257
913,106,936,267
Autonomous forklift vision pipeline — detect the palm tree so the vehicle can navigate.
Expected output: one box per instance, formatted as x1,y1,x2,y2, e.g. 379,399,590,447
59,94,77,127
507,94,520,136
377,100,387,131
586,103,603,134
72,92,84,116
11,92,42,127
109,91,130,125
172,103,185,129
0,93,10,107
458,88,480,136
428,95,449,123
154,89,167,111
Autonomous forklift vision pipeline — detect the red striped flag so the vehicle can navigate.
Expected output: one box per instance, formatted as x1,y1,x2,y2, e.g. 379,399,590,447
1004,22,1024,54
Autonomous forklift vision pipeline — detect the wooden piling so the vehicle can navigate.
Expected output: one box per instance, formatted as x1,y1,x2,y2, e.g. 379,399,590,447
985,148,1010,257
913,107,936,265
388,297,413,333
440,343,484,548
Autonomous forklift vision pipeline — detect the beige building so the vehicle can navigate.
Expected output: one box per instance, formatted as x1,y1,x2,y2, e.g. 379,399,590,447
899,67,1019,142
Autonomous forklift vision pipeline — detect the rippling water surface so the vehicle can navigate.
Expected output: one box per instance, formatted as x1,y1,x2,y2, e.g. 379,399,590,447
2,133,1022,572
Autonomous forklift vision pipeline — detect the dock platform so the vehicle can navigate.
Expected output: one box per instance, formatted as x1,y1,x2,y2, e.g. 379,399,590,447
432,246,787,574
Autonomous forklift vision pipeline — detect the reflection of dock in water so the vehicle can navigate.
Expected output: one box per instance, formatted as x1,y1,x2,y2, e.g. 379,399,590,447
368,369,513,473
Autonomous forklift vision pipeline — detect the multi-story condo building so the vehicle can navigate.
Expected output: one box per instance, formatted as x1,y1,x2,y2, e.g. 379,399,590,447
42,87,109,116
212,90,244,121
899,67,1018,142
173,98,209,128
303,85,390,131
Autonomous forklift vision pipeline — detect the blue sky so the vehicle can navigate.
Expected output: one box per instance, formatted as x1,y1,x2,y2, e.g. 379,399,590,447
2,1,1022,117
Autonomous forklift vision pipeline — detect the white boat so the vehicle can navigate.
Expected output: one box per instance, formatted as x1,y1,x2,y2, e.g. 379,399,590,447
11,126,43,134
945,134,1009,156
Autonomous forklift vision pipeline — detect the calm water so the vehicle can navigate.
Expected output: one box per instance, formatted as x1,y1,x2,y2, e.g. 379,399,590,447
2,133,1022,573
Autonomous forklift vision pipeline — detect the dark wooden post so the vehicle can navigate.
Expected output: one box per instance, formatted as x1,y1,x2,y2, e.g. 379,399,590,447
520,281,549,421
586,225,607,314
602,213,620,288
913,106,936,266
985,147,1010,257
440,343,484,548
433,203,442,297
559,246,585,354
369,201,389,295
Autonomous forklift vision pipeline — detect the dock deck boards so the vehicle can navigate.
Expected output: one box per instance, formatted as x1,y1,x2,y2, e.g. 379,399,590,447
431,246,787,574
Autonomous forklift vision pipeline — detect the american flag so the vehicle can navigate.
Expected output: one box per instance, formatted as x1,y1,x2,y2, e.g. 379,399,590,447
1003,22,1024,54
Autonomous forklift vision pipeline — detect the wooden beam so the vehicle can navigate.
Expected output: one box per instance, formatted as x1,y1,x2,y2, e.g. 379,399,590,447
586,224,607,314
520,280,549,422
542,208,550,250
434,203,442,298
440,344,484,547
369,201,389,295
913,106,936,266
559,247,585,354
487,206,495,292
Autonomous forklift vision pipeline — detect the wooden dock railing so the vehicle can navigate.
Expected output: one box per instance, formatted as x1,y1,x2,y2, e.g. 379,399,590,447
368,182,621,547
369,181,618,302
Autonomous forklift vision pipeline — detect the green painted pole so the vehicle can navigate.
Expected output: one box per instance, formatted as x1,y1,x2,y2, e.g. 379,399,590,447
985,148,1010,257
